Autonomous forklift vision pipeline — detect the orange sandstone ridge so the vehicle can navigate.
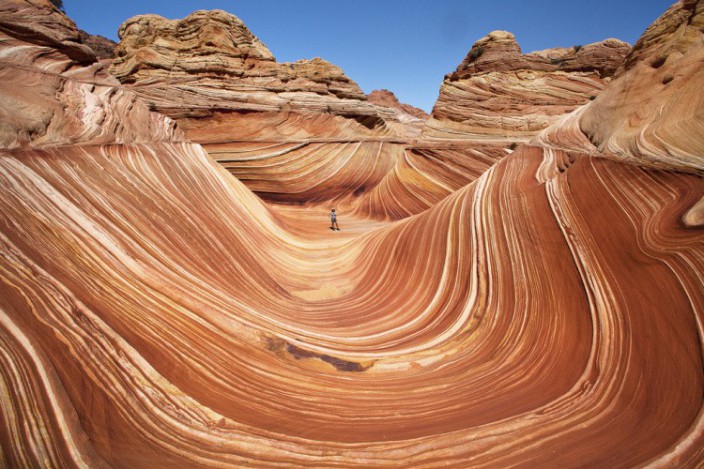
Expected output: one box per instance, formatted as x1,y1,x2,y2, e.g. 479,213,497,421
109,9,410,140
367,89,429,120
424,31,630,141
0,0,183,149
1,0,704,467
579,0,704,172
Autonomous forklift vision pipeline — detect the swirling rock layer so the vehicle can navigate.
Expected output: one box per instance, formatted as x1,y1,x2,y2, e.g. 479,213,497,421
108,7,433,214
2,0,704,467
2,139,703,467
0,0,182,149
577,0,704,172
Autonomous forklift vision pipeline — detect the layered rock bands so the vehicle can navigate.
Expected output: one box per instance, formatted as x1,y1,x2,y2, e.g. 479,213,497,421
1,0,704,467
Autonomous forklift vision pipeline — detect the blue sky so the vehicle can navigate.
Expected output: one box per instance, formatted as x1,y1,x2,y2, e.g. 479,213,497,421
65,0,675,112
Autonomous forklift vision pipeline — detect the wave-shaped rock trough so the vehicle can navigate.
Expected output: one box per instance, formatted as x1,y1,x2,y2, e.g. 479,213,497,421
1,0,704,467
2,141,703,466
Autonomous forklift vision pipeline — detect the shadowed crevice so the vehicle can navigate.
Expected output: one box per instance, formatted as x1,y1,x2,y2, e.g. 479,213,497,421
266,336,373,372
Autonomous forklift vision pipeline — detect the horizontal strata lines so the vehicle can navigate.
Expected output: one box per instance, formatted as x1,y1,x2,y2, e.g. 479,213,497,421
428,71,605,140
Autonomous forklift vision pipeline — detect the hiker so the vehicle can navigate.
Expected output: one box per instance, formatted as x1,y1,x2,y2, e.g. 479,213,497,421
330,208,340,231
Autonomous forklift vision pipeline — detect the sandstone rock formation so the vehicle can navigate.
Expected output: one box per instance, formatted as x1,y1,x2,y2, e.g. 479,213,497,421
105,9,631,219
577,0,704,172
78,29,116,60
424,31,630,141
360,31,632,220
106,9,438,212
367,89,429,120
109,10,410,139
2,0,704,467
0,0,182,149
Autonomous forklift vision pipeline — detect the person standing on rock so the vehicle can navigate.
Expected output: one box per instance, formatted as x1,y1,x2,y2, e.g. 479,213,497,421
330,209,340,231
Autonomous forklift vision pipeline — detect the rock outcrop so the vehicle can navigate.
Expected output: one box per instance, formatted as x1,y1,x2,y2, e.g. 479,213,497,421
361,31,632,220
0,0,182,149
105,9,631,217
78,29,116,60
107,9,430,210
109,10,411,140
2,1,704,467
424,31,630,141
575,0,704,172
367,89,429,120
